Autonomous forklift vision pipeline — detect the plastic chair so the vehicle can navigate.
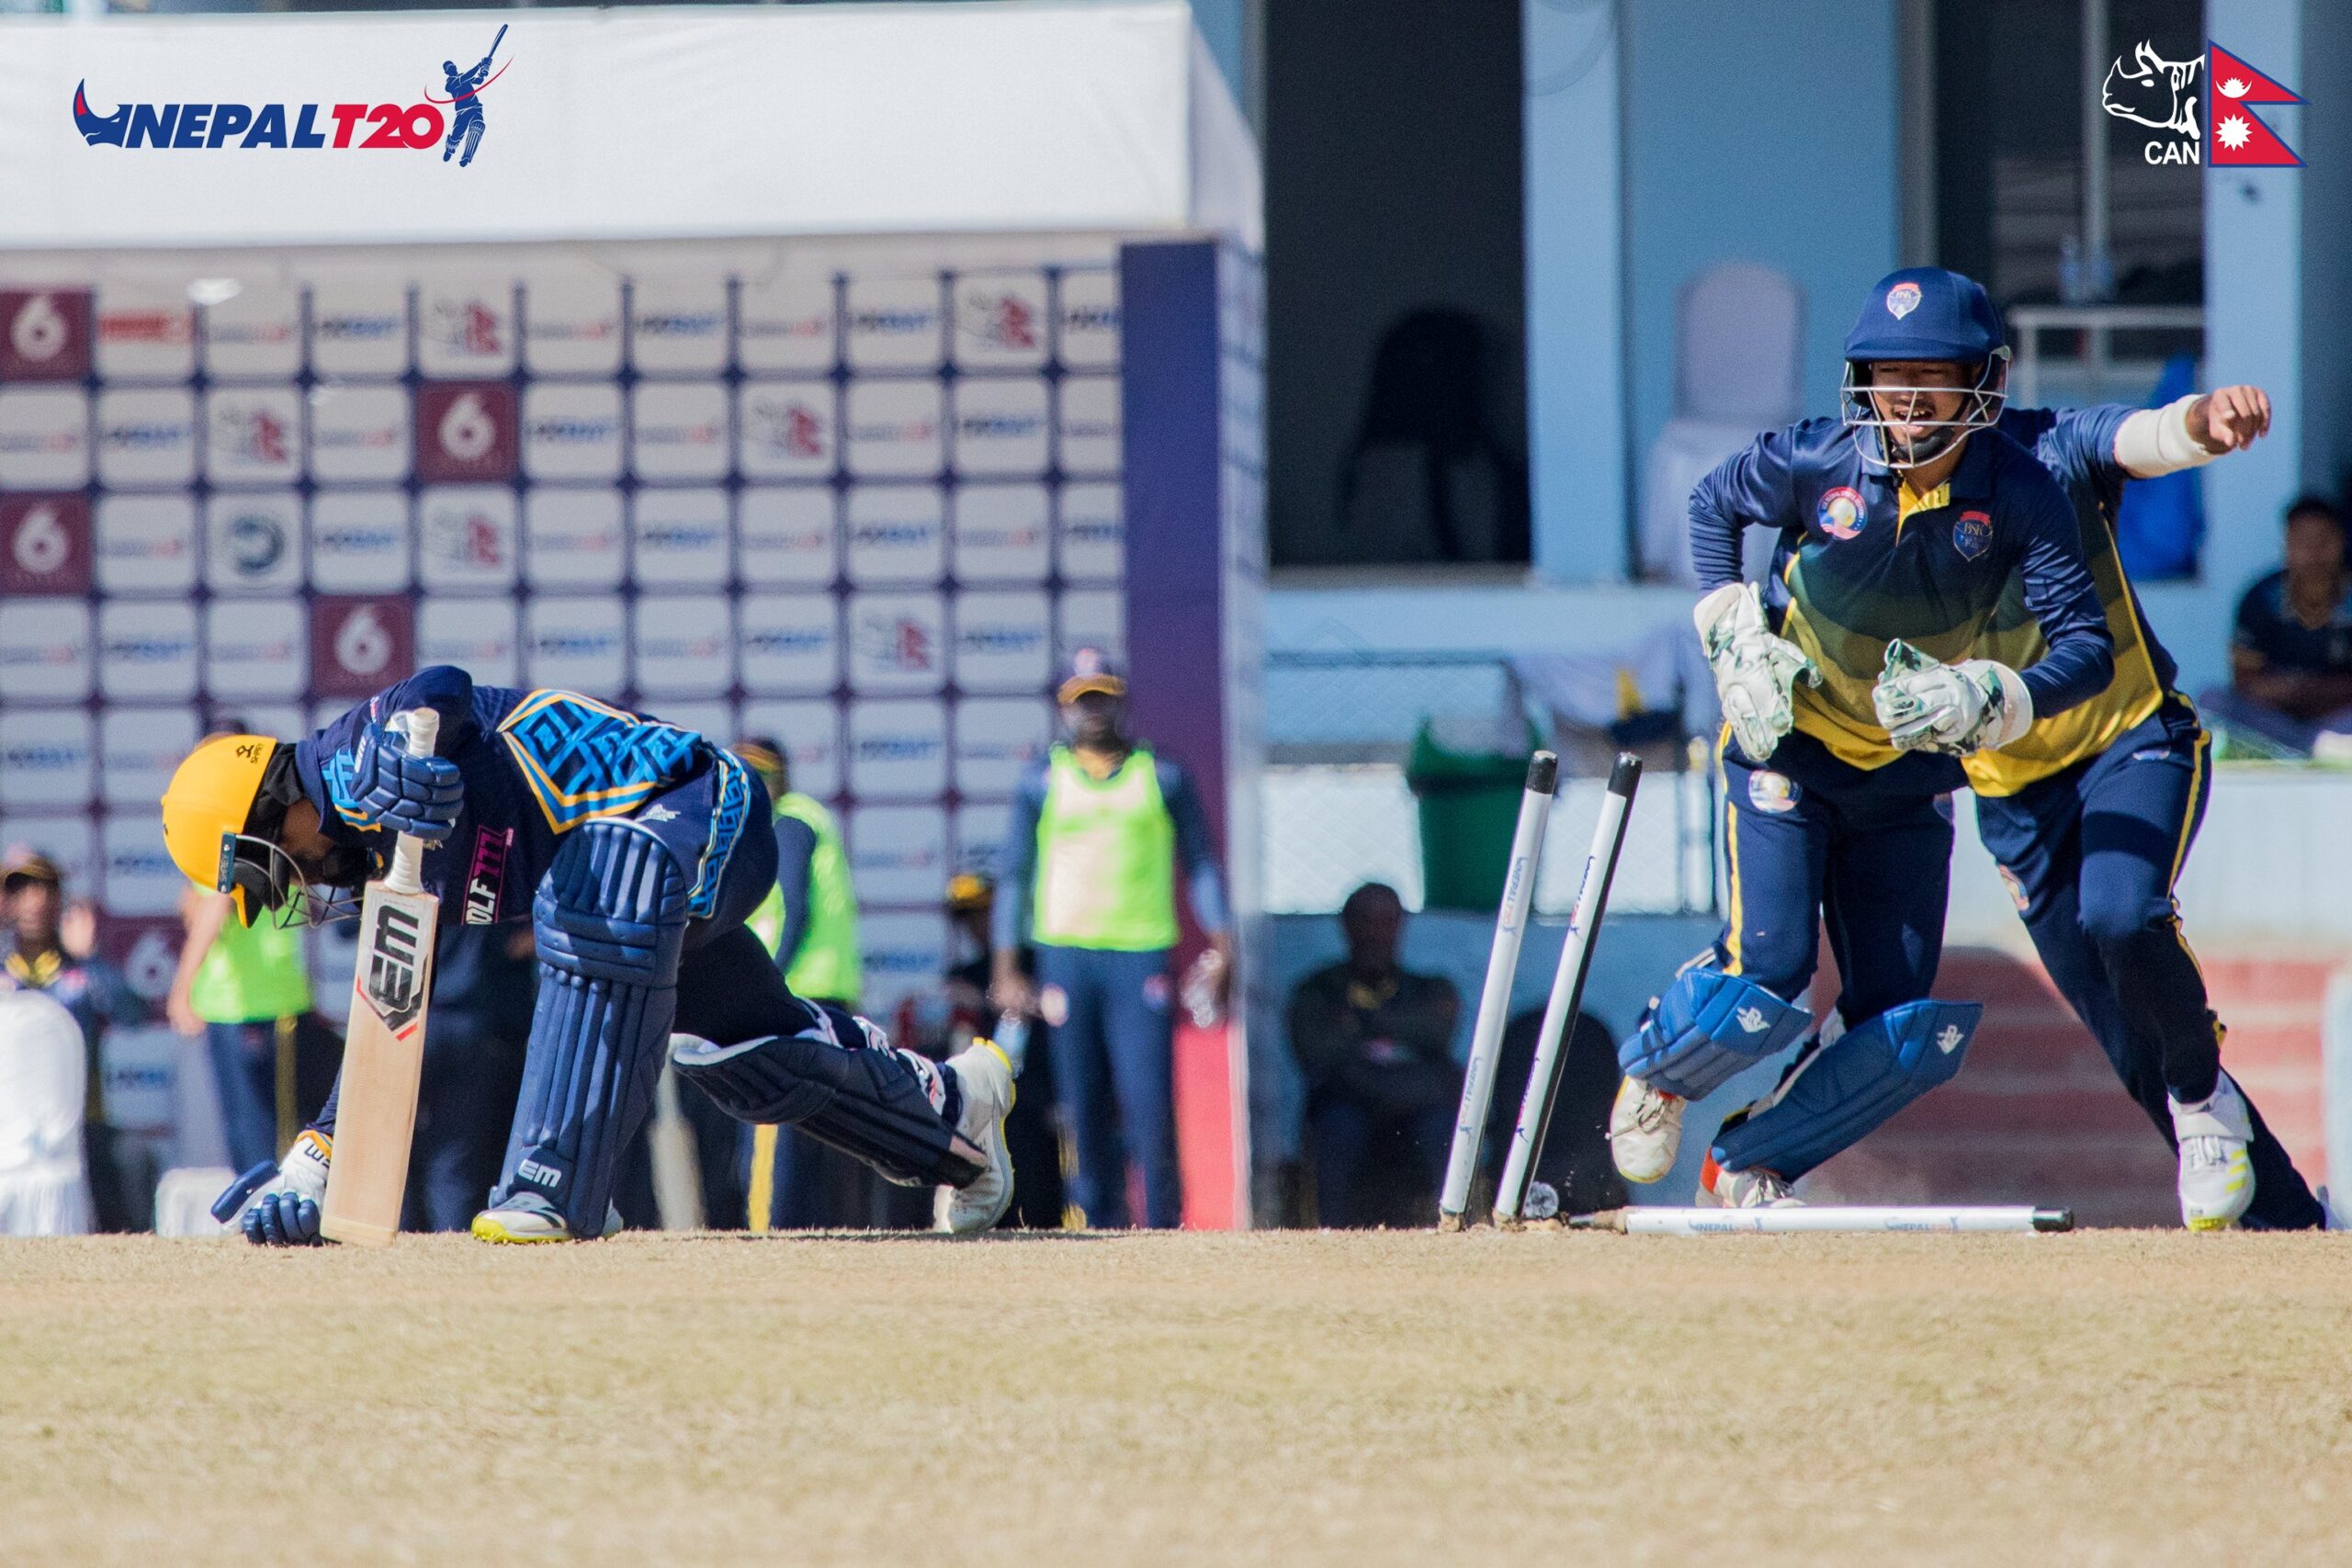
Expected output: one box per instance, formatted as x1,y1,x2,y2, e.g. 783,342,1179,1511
1642,262,1804,583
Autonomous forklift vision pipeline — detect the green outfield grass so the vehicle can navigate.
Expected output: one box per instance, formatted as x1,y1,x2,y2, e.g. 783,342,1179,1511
2,1229,2346,1566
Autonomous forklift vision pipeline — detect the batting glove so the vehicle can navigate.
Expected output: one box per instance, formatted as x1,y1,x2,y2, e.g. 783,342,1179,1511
219,1130,332,1247
349,720,462,841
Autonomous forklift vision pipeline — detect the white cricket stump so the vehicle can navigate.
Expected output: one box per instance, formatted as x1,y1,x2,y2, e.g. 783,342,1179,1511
1562,1206,2076,1235
1435,752,1559,1232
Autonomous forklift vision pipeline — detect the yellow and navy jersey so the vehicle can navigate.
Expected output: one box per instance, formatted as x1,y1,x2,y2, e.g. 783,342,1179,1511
295,665,746,925
1690,417,2114,771
1954,404,2179,795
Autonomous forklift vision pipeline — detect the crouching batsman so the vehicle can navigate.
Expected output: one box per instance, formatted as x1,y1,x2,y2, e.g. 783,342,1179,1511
161,666,1015,1244
1609,267,2115,1206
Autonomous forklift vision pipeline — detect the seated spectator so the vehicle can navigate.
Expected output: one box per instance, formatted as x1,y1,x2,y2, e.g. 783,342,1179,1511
2206,495,2352,756
1287,883,1461,1227
0,850,149,1230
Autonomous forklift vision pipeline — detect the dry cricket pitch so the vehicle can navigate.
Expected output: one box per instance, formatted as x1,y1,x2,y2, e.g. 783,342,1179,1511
3,1228,2347,1566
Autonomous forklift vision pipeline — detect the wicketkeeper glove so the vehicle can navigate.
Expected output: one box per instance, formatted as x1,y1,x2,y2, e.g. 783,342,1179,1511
1695,582,1820,766
1872,639,2034,755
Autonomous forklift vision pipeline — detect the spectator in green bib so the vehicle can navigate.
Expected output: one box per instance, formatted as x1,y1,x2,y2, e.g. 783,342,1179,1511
990,649,1230,1229
735,737,897,1228
167,869,316,1179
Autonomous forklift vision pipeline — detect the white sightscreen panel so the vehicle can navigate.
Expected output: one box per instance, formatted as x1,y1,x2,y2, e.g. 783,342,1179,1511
0,5,1198,247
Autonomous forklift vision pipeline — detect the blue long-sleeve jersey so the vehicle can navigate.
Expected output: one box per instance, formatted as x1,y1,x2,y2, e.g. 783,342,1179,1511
1940,403,2181,795
293,666,740,929
1690,418,2115,771
990,747,1229,953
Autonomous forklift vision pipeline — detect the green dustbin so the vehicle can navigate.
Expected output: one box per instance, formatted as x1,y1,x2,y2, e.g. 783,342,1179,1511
1406,718,1542,910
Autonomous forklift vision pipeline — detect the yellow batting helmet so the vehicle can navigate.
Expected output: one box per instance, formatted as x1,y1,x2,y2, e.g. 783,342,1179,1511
160,734,277,924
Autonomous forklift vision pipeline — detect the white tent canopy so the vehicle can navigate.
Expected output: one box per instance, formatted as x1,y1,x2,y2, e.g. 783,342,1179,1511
0,1,1259,251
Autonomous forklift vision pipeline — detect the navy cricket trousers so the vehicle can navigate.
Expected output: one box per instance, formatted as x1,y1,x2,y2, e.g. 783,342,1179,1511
1973,698,2325,1229
1716,728,1960,1024
1035,943,1181,1228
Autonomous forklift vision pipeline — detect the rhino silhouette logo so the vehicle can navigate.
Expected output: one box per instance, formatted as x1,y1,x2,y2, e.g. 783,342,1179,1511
2102,42,2202,142
73,81,130,146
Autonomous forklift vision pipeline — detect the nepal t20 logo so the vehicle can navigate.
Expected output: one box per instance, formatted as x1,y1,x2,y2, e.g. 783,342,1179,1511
74,25,509,168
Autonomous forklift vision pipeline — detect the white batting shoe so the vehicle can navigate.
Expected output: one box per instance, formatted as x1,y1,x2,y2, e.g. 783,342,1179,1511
1701,1155,1801,1209
1609,1077,1685,1184
935,1038,1016,1235
2171,1070,2255,1231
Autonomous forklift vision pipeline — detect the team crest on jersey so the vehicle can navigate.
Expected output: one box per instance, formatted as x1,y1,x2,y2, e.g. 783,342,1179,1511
1953,509,1994,560
1996,864,2030,912
1886,281,1922,319
1747,771,1800,814
1818,486,1867,540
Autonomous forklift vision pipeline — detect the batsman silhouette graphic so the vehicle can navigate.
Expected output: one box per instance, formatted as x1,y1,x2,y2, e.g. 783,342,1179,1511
438,24,507,167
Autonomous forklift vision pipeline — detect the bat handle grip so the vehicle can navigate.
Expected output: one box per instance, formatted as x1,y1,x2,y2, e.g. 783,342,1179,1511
384,707,441,897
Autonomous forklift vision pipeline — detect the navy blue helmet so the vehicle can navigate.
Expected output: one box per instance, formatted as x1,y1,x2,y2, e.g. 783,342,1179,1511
1839,266,2009,471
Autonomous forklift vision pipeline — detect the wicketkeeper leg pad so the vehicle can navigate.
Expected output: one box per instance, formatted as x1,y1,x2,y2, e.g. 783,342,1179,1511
1709,998,1982,1181
495,820,690,1236
671,1004,980,1189
1619,968,1813,1100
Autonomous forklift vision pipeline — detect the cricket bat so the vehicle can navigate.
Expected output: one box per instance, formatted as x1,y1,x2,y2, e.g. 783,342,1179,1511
319,708,442,1247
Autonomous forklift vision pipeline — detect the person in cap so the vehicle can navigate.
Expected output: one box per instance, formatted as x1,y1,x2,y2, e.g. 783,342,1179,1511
990,649,1229,1228
0,849,150,1229
1967,380,2324,1228
160,666,1016,1244
1608,266,2115,1207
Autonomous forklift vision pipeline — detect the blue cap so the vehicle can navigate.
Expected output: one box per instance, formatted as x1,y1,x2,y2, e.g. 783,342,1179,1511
1057,646,1125,704
1843,267,2004,364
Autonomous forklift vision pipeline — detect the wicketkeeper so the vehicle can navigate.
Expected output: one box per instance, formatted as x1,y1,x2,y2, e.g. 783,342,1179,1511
1610,267,2115,1206
160,665,1014,1244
